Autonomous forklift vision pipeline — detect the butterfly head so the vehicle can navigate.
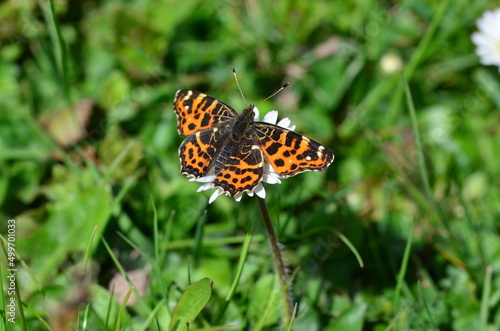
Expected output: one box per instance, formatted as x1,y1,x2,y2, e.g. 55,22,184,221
242,105,256,119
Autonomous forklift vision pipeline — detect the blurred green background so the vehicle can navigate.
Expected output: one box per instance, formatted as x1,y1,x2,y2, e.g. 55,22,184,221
1,0,500,330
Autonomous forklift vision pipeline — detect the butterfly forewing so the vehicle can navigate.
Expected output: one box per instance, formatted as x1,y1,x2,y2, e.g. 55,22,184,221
253,123,334,177
174,89,238,135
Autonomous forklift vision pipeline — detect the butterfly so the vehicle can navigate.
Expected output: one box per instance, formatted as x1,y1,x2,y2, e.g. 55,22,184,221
173,89,334,201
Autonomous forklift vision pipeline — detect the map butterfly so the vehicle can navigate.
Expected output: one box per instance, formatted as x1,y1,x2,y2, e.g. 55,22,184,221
173,88,334,200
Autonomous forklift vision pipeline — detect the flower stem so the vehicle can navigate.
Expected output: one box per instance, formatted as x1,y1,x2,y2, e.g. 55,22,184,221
257,197,293,325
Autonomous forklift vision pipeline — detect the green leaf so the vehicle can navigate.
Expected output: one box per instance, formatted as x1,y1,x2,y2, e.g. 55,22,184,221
18,185,112,293
169,278,213,331
249,274,281,328
325,302,367,331
88,284,122,330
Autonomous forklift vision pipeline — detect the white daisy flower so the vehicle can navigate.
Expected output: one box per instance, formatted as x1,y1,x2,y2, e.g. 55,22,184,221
380,53,403,75
193,106,295,204
471,8,500,71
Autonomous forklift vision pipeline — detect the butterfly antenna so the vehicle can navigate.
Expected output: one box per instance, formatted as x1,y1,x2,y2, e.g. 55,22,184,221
256,82,290,106
232,67,247,105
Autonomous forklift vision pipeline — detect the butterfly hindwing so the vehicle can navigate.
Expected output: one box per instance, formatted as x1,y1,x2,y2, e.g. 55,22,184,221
178,128,220,178
174,89,238,136
213,139,264,196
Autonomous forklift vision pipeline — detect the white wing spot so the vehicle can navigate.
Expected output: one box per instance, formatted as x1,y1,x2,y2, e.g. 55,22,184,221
306,156,312,161
184,105,190,110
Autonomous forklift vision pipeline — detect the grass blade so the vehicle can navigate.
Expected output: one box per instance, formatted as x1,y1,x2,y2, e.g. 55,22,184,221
393,218,414,313
480,266,493,330
114,286,134,331
402,72,432,202
226,230,253,301
47,0,71,102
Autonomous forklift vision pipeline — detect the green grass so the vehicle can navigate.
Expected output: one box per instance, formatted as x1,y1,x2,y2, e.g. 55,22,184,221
1,0,500,330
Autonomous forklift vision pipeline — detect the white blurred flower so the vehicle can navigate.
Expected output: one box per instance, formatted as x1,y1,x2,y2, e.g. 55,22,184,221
471,8,500,71
380,53,403,75
193,107,296,203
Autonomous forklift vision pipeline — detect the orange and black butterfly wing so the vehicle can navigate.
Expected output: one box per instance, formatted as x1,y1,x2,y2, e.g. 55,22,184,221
212,139,264,196
253,123,334,177
174,89,238,135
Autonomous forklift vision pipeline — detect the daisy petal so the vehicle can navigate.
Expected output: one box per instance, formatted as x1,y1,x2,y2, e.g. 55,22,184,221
197,182,214,192
263,173,281,184
277,117,296,130
192,175,216,183
254,183,266,199
262,110,278,124
471,8,500,70
234,192,244,202
209,188,224,204
277,117,291,128
253,107,260,121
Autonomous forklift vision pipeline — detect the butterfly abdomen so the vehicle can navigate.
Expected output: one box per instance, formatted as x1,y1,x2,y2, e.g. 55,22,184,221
214,143,235,175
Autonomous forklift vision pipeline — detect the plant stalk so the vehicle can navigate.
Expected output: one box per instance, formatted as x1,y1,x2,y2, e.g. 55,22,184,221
257,197,293,325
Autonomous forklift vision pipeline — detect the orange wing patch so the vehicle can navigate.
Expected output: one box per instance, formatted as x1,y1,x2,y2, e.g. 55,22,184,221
254,123,333,178
174,90,237,136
